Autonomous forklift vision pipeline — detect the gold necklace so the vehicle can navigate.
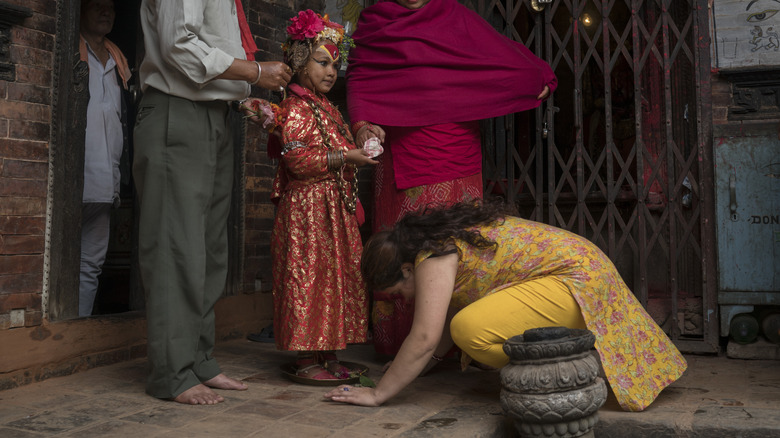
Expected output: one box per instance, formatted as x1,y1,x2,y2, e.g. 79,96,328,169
306,97,358,215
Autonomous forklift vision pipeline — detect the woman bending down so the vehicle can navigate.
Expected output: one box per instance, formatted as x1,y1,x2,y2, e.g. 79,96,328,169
325,201,686,411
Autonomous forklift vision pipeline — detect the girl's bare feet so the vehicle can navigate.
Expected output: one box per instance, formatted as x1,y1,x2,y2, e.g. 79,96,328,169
173,384,224,405
203,373,248,391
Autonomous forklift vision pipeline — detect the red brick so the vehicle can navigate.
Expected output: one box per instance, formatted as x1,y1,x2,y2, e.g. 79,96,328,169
0,272,42,294
0,216,45,235
0,255,43,276
14,13,55,35
246,151,263,164
25,310,42,327
245,230,267,244
9,45,52,69
0,197,46,216
14,0,56,16
0,119,8,138
13,65,52,89
6,82,50,106
0,292,42,312
0,179,47,198
2,160,47,179
0,139,49,161
9,120,49,142
11,27,54,53
0,235,45,255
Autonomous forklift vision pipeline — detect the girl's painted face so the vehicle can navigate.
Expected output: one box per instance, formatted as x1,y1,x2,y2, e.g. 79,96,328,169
299,41,340,94
395,0,432,10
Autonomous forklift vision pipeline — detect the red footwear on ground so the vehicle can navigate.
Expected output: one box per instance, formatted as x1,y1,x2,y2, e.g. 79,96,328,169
295,357,338,380
322,353,352,379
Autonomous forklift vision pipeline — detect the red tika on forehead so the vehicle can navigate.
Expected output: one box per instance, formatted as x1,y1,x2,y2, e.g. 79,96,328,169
319,43,340,62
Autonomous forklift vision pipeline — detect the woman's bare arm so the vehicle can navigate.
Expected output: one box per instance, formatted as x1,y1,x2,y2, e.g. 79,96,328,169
324,253,459,406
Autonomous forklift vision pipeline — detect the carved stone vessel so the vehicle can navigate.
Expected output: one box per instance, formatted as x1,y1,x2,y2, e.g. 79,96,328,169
500,327,607,438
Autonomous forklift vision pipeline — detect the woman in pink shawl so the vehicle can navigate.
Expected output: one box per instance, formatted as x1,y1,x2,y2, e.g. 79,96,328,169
347,0,557,356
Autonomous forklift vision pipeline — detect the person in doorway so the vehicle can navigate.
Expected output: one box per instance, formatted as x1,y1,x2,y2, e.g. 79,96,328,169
346,0,558,357
78,0,131,317
325,200,687,411
133,0,291,405
267,10,377,380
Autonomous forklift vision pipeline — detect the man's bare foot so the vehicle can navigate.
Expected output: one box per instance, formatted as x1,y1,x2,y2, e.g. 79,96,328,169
203,373,248,391
172,384,224,405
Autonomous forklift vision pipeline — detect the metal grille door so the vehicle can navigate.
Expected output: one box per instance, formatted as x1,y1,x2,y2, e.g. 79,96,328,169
466,0,718,352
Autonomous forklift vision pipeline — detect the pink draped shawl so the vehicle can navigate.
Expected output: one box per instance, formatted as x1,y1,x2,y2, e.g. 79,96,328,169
346,0,558,126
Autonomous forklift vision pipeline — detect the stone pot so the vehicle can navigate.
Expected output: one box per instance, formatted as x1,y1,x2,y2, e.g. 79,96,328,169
500,327,607,438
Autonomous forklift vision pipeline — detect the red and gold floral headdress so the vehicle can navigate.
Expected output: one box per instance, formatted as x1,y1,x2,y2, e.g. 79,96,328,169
283,10,347,74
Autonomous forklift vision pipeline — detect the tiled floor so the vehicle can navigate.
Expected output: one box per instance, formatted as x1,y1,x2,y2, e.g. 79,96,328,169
1,340,779,437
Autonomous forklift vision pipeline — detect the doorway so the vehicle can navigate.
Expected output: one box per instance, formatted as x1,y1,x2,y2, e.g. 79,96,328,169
468,0,719,352
47,0,245,320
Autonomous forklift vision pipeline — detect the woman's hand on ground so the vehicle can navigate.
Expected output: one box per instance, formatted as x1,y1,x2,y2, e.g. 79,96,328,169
345,148,379,166
355,123,386,147
324,385,382,406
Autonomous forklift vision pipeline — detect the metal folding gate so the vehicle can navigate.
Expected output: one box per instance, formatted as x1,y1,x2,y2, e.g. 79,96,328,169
464,0,719,352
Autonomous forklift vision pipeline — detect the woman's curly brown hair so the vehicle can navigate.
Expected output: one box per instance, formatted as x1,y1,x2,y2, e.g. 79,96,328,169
361,198,513,291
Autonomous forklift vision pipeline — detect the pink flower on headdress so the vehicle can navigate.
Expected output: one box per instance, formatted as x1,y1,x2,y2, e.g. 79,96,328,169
287,10,324,41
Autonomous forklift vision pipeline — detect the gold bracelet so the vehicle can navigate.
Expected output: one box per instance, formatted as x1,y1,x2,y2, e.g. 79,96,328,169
327,151,345,171
251,61,262,85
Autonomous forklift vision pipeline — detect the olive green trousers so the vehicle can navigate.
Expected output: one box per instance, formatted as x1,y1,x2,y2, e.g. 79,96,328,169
133,88,234,399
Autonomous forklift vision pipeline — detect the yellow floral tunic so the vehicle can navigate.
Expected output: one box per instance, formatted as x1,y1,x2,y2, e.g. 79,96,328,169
417,216,687,411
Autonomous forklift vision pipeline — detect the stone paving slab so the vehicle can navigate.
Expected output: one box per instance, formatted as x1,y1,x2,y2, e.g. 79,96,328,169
0,340,778,437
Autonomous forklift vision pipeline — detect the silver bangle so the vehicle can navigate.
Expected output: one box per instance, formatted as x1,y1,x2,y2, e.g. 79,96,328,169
251,61,262,85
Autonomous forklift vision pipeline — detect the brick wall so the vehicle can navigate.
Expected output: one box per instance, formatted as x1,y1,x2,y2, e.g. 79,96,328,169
0,0,325,325
711,72,780,138
0,0,55,329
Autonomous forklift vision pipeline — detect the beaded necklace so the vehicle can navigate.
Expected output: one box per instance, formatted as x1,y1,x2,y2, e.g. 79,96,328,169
304,94,358,215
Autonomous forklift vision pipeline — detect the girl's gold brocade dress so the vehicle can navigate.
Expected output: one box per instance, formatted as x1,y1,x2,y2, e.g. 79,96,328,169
271,86,368,351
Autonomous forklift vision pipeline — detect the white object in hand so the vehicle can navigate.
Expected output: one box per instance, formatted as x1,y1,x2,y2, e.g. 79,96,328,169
364,137,384,158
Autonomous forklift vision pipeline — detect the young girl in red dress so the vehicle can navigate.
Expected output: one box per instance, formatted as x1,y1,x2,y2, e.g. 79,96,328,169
263,11,378,380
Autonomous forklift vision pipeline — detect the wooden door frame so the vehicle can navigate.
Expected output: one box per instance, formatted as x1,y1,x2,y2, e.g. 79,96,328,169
47,1,245,320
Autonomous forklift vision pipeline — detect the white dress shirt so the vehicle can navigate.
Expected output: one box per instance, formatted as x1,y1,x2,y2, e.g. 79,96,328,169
83,42,123,203
138,0,251,101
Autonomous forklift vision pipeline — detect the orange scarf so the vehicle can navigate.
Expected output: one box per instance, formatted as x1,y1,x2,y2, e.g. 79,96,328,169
79,35,131,90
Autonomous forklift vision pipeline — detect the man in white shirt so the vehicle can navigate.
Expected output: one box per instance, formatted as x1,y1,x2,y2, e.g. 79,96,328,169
133,0,291,405
79,0,128,317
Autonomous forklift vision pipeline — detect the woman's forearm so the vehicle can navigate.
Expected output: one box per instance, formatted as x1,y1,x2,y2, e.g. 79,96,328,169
373,332,438,404
421,320,456,375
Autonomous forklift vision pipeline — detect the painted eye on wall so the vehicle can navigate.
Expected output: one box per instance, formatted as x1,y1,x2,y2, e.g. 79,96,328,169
747,9,779,22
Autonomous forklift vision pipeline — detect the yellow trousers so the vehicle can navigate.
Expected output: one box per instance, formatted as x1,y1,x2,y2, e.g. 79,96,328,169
449,276,586,369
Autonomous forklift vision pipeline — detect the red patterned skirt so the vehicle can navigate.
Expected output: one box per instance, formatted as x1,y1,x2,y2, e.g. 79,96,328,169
272,179,368,351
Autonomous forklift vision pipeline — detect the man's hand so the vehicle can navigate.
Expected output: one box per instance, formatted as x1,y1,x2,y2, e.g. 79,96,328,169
256,62,292,91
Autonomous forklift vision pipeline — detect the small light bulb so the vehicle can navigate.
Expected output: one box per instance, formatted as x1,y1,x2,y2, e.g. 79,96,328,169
582,14,592,26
